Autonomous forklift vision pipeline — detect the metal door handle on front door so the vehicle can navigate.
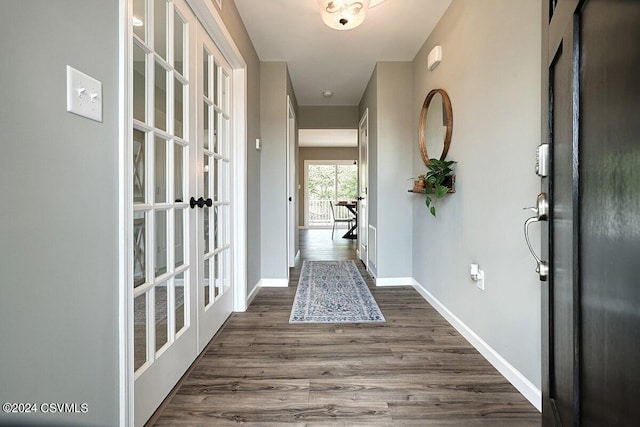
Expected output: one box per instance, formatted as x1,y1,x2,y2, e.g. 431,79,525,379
523,193,549,281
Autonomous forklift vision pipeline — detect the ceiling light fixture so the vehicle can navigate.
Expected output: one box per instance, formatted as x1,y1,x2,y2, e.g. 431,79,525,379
318,0,370,31
323,90,333,98
132,16,144,27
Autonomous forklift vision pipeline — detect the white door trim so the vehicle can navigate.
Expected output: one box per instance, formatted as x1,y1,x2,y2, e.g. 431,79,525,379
286,96,296,269
119,0,132,424
358,109,369,268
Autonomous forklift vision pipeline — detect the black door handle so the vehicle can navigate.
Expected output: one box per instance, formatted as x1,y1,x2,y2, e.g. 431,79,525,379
190,197,213,209
357,196,365,200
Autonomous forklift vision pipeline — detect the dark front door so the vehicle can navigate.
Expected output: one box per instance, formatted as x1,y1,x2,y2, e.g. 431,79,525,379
541,0,640,425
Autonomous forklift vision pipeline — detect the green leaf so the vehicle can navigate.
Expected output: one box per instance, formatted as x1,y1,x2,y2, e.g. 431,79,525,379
425,197,431,207
430,206,437,217
436,184,448,198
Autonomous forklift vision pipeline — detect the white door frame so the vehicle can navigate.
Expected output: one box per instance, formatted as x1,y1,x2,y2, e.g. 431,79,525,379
121,0,247,425
358,109,369,268
286,96,296,269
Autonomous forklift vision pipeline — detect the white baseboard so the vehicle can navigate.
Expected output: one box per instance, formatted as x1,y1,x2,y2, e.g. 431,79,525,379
246,281,261,306
246,278,289,307
259,278,289,287
411,279,542,411
375,277,414,287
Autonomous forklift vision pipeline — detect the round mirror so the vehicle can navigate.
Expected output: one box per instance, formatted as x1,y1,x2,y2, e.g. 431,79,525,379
419,89,452,165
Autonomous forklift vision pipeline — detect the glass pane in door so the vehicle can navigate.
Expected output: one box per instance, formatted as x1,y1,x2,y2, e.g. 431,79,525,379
174,272,185,334
174,143,184,202
213,62,219,105
174,79,184,138
212,111,218,153
155,210,168,277
204,207,209,254
132,0,146,41
154,0,167,59
213,158,219,202
154,62,167,131
133,129,146,203
204,258,210,306
173,11,184,75
133,44,146,122
134,293,147,371
133,211,146,287
155,283,169,352
155,137,167,203
337,164,358,201
203,102,209,150
203,49,209,99
174,208,184,268
219,161,227,202
212,205,218,250
308,165,336,226
213,253,223,297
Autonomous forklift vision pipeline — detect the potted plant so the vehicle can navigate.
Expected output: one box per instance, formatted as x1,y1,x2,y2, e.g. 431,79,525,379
423,158,456,217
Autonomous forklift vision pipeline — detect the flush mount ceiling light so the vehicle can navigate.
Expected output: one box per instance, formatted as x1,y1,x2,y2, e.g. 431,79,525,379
318,0,371,30
323,90,333,97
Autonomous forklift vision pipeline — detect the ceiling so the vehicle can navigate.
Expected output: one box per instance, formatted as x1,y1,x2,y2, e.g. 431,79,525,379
234,0,453,106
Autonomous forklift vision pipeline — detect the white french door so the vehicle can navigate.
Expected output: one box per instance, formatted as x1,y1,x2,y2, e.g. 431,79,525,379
129,0,234,425
196,29,233,350
131,0,197,424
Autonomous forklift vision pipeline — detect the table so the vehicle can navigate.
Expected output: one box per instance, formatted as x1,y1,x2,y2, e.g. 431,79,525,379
336,201,357,239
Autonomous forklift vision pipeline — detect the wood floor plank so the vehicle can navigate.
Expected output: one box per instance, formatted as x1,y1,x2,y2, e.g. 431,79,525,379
149,229,540,426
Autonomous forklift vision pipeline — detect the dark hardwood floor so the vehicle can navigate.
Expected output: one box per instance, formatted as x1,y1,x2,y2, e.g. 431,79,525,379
150,228,540,426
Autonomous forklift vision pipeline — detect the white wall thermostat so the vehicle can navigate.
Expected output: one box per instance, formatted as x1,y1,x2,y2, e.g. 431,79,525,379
428,45,442,71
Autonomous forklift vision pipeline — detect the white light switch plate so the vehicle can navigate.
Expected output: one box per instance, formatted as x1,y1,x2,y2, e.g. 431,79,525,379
66,65,103,122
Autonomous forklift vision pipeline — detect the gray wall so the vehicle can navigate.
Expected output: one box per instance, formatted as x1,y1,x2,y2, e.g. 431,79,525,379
0,1,120,426
411,0,542,387
375,62,413,279
260,63,298,280
359,63,414,278
298,106,359,129
297,147,359,226
215,0,262,295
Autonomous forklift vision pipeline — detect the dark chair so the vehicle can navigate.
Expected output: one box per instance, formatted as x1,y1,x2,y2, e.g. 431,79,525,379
329,201,355,239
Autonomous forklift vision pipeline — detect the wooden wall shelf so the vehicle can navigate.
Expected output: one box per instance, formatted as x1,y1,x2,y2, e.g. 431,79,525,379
408,175,456,194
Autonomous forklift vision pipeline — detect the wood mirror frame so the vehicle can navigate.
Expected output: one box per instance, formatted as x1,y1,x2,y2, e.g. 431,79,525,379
419,88,453,166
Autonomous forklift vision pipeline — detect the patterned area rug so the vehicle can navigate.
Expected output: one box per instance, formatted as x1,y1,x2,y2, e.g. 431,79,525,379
289,261,385,323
